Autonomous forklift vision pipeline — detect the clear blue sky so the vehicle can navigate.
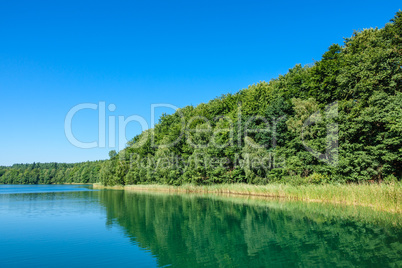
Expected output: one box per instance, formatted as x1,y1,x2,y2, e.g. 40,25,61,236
0,0,400,166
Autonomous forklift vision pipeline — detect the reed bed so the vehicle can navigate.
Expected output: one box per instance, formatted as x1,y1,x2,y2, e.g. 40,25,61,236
93,182,402,213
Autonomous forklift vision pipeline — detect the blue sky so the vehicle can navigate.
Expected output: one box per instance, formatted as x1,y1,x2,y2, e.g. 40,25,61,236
0,0,400,166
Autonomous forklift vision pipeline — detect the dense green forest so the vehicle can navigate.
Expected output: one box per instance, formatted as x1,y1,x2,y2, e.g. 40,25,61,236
100,11,402,186
2,11,401,186
0,161,102,184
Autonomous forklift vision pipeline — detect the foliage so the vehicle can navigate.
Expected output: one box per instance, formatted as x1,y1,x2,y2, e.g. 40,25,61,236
0,161,103,184
99,11,402,186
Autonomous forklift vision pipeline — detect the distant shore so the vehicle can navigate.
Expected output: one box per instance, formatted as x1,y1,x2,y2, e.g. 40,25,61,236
93,182,401,213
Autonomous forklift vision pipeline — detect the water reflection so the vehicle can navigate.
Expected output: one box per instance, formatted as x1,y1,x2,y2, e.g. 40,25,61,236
0,186,158,268
99,190,402,267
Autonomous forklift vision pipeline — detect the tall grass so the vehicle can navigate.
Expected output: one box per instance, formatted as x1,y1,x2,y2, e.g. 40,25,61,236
130,191,402,228
93,182,402,213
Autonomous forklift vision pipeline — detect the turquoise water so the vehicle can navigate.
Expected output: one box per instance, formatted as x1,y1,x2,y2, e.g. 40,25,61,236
0,185,401,267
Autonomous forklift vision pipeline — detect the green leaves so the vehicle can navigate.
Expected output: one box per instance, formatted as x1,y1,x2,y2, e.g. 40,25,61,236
0,161,103,185
94,11,402,186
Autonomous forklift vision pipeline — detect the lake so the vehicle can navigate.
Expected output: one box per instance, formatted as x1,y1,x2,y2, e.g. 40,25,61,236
0,185,401,267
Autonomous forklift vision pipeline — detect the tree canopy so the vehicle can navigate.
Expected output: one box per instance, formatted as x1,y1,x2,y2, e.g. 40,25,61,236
99,11,402,186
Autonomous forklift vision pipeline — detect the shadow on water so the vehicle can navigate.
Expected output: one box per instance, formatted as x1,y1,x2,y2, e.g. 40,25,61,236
98,190,402,267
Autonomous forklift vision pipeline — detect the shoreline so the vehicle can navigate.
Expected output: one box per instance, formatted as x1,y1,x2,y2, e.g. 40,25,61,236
93,183,401,214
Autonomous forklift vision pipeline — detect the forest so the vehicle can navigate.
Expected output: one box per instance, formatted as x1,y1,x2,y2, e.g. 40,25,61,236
1,11,401,186
0,161,102,184
98,11,402,186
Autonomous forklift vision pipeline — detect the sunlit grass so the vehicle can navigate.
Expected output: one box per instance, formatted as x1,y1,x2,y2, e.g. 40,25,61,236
93,182,402,213
135,191,402,228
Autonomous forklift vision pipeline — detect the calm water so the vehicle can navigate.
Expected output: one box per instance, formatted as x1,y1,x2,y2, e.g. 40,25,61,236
0,185,401,267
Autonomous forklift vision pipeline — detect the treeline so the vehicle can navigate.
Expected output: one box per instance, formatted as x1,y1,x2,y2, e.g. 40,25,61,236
100,11,402,186
0,161,103,184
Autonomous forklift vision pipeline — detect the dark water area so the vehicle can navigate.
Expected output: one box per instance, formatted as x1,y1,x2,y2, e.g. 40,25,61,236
0,185,401,267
